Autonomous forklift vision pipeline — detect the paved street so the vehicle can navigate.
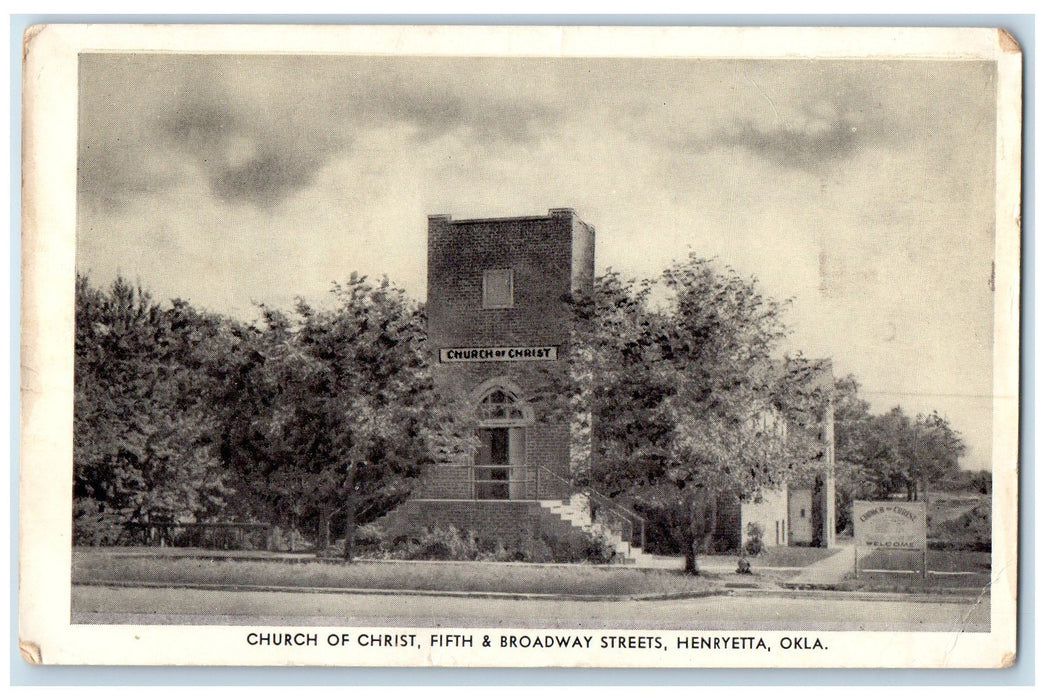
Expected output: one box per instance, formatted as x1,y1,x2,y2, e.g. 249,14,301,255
72,585,989,632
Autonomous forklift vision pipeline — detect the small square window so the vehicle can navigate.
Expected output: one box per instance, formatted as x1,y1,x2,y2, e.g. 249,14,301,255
483,269,513,309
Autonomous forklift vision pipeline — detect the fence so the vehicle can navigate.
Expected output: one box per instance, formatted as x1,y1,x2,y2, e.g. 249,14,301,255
121,521,272,550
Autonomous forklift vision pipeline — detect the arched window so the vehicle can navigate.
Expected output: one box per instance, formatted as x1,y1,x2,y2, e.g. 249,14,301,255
471,378,534,426
477,388,527,422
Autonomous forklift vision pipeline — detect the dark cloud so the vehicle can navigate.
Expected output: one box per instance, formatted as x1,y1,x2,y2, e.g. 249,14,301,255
654,64,915,174
156,97,340,209
663,91,893,174
210,149,326,207
163,102,238,149
725,114,864,171
375,81,555,144
155,87,552,209
78,54,561,211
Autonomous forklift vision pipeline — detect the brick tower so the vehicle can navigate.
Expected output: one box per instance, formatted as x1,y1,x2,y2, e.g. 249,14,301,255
372,209,653,562
423,208,594,501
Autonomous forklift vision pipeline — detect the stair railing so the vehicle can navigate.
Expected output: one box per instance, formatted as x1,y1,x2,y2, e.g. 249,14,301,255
536,466,647,552
587,490,645,553
465,465,541,500
536,465,572,500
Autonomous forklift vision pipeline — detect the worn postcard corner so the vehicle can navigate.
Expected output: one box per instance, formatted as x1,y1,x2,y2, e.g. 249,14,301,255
18,640,43,665
19,23,1021,669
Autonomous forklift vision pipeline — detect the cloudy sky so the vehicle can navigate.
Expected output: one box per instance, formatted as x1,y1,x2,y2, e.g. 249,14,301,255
76,53,997,471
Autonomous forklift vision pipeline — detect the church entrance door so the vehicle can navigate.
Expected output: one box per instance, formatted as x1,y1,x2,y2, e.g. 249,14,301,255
475,426,526,499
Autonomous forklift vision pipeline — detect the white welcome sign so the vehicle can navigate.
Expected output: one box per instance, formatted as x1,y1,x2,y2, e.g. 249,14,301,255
853,500,927,550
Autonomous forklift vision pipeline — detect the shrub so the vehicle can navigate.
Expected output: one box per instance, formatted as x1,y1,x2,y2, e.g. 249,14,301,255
72,499,127,546
631,499,686,556
540,535,577,563
354,523,387,551
585,532,620,564
529,538,554,563
397,525,480,561
266,527,312,553
710,533,735,554
360,524,625,564
743,522,764,556
475,541,515,562
930,501,991,552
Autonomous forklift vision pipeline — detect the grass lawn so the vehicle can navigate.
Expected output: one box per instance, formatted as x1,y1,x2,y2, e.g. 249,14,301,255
73,549,721,597
756,546,837,567
842,549,991,593
694,546,834,574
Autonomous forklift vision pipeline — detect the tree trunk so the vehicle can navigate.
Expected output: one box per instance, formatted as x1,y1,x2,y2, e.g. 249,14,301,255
683,504,699,575
342,465,357,562
682,490,705,575
684,538,698,574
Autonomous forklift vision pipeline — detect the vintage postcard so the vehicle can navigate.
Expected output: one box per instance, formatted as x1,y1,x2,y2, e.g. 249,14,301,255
19,24,1021,668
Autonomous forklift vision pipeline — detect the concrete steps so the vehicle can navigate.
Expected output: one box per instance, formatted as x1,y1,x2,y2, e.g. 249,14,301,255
370,492,655,566
538,496,658,567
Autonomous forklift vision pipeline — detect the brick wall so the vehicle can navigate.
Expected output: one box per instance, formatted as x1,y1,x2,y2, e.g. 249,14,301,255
417,464,473,499
417,464,549,500
567,212,596,295
431,361,572,476
425,209,596,488
528,423,570,479
715,493,743,551
427,210,583,350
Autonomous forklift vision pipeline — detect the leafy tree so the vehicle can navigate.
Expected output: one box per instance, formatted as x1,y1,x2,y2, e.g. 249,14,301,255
833,375,966,509
572,256,828,573
73,275,234,543
942,468,991,494
216,274,473,558
568,271,670,492
75,271,473,554
910,411,967,496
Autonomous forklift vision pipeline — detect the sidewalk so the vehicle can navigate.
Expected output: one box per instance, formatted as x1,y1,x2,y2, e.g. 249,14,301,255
630,553,823,574
783,544,856,589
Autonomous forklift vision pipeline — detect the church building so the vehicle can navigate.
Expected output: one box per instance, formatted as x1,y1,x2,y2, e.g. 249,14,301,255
374,208,624,560
374,208,835,562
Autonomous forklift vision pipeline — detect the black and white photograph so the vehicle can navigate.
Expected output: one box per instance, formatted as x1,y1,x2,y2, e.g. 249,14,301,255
19,24,1020,667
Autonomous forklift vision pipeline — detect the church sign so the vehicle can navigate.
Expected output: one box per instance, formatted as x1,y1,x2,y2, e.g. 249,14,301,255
439,346,558,363
853,501,927,550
